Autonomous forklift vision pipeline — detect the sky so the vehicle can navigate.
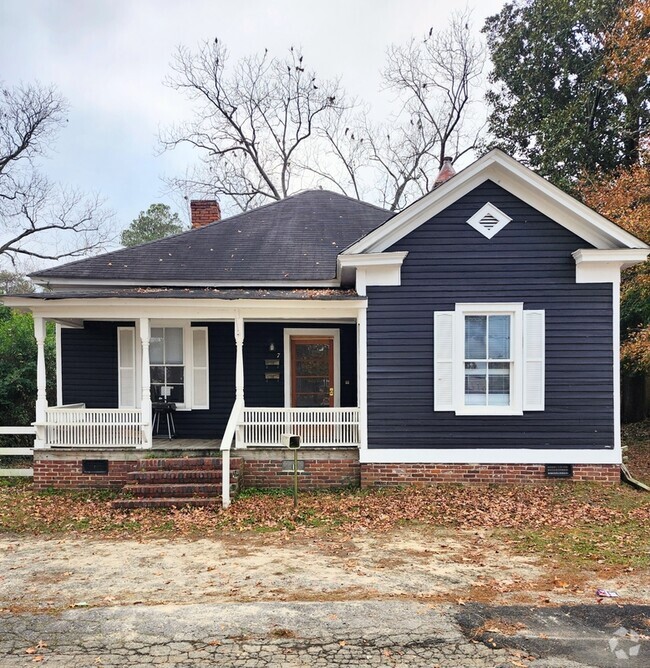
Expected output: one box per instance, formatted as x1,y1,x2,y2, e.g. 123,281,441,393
0,0,505,241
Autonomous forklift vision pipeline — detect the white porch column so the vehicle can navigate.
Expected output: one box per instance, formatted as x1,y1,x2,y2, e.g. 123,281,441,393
235,312,245,403
357,306,368,453
34,316,48,449
140,317,153,449
55,323,63,407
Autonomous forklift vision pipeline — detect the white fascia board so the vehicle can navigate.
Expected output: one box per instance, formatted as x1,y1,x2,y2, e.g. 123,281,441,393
360,448,620,465
4,297,367,322
573,249,649,283
337,251,409,269
30,277,341,289
343,149,649,254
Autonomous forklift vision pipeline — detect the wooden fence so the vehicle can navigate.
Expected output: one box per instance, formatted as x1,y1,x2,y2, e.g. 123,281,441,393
0,426,35,477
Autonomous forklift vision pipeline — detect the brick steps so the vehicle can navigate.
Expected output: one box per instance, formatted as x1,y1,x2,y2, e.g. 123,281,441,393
122,482,222,498
130,470,223,484
139,457,224,471
113,497,221,509
112,456,242,509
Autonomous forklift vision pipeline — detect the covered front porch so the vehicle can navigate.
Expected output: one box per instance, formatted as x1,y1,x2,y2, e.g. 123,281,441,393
26,295,368,467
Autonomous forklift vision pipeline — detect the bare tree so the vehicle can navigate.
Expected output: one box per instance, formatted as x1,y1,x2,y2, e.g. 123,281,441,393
0,83,114,268
164,14,486,213
305,12,485,211
383,11,486,169
162,40,347,212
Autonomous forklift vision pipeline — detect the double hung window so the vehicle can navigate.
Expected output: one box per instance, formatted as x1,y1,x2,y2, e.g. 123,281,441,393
117,323,209,410
150,327,185,403
434,304,544,416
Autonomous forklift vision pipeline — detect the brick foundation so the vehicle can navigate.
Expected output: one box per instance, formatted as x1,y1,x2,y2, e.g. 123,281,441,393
33,457,140,490
360,463,621,486
32,451,620,491
242,458,360,490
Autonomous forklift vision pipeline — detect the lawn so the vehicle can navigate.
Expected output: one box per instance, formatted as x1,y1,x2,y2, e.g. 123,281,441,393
1,421,649,572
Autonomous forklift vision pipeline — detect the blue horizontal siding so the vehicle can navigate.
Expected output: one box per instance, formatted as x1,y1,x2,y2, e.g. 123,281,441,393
366,180,614,451
61,321,356,440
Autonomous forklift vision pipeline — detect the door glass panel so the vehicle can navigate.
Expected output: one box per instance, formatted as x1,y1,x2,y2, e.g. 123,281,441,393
292,338,333,407
295,344,330,376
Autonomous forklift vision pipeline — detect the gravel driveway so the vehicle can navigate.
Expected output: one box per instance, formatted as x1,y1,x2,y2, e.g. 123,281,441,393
1,529,648,666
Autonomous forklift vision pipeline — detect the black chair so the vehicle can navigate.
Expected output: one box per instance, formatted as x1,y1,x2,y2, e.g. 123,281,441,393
152,401,176,439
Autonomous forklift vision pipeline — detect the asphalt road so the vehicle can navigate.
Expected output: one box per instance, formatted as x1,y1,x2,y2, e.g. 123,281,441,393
1,600,648,667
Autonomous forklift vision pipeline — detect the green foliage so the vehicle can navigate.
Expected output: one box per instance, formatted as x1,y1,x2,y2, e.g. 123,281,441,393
0,307,56,441
0,271,33,295
120,204,185,248
483,0,648,189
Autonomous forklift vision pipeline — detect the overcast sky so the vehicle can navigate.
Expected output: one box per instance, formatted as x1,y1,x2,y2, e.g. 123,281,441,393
1,0,504,236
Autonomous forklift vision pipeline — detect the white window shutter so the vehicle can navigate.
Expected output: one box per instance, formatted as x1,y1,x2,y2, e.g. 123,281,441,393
117,327,136,408
434,311,455,411
523,310,545,411
192,328,209,409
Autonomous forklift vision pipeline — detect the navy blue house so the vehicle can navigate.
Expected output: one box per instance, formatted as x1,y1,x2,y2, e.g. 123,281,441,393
5,150,648,504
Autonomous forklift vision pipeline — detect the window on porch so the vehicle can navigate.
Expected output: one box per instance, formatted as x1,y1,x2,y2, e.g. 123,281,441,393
150,327,185,404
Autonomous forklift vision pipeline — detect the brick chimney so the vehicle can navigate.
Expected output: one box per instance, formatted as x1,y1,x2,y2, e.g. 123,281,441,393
434,156,456,187
190,200,221,229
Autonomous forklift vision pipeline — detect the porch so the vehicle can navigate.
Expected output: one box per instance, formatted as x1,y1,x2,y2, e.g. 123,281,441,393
32,301,364,442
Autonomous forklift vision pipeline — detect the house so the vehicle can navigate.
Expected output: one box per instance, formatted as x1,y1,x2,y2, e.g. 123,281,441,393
3,149,648,508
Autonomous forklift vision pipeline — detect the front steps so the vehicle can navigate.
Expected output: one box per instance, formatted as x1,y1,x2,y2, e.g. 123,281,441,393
112,456,242,509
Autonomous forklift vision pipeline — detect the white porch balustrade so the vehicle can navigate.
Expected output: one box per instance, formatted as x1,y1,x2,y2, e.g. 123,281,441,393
237,407,360,448
44,406,144,448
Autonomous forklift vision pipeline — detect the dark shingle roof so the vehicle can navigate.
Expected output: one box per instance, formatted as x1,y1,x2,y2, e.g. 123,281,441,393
33,190,391,284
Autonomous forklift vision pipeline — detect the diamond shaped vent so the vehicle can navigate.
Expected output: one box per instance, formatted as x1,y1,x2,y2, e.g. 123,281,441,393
466,203,512,239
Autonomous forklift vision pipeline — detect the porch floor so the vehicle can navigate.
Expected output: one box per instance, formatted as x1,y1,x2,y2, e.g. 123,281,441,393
151,438,221,451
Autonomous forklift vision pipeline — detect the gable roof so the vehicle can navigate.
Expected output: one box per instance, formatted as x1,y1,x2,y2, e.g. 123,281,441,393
343,149,649,254
32,190,391,287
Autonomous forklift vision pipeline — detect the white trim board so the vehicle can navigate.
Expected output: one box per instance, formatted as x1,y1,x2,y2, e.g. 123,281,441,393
283,328,341,408
360,448,621,465
2,299,366,322
343,149,649,254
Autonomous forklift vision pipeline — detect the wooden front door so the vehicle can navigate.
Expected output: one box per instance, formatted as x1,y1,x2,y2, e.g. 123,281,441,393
290,336,335,407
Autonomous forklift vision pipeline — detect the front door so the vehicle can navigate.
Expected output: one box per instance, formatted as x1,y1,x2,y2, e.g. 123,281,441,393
290,336,335,407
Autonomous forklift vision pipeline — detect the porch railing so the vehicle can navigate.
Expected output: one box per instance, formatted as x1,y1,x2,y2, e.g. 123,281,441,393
238,407,360,448
44,406,144,448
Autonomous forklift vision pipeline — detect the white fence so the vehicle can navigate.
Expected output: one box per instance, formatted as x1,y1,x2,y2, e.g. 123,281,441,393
0,426,35,477
238,407,360,448
45,407,144,448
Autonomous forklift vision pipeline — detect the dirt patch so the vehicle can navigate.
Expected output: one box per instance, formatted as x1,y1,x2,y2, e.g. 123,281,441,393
1,528,647,615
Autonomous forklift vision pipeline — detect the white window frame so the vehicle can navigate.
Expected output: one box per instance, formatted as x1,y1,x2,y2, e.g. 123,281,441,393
150,325,187,407
453,303,524,416
118,321,209,411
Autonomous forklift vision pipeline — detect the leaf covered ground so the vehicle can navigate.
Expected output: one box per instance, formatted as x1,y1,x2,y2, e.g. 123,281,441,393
1,422,649,572
1,478,649,571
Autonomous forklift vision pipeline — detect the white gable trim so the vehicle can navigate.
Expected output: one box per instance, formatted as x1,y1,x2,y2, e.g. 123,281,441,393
343,149,649,254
